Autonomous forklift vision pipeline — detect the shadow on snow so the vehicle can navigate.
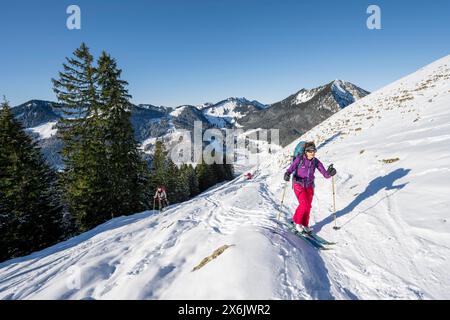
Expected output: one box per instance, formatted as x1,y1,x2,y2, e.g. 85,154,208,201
312,168,411,233
0,210,158,269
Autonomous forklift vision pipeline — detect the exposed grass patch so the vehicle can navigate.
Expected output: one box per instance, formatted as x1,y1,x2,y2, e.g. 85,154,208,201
380,158,400,164
192,244,235,272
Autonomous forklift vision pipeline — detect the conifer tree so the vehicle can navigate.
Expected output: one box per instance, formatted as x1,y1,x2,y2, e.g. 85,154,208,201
0,100,63,262
212,162,226,182
149,140,169,193
166,160,189,204
185,164,199,198
52,43,109,231
223,155,235,181
97,52,148,217
195,162,217,192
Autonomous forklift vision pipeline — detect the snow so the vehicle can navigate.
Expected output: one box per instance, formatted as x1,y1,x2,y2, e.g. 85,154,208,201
1,55,450,300
203,114,229,128
203,100,244,124
140,129,181,155
170,106,187,117
202,98,266,126
27,121,58,139
331,80,356,108
249,100,269,110
294,89,316,104
140,136,157,151
138,104,170,112
233,128,283,175
332,79,347,94
197,102,214,110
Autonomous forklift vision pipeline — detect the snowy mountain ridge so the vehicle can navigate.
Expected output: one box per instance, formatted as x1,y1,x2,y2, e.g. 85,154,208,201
239,80,370,146
292,80,368,108
11,81,367,168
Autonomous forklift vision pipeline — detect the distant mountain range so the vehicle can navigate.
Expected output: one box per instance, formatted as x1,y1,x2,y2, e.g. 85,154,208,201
11,80,369,168
239,80,369,145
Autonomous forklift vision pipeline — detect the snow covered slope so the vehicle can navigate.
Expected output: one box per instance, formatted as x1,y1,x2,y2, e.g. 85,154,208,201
1,55,450,300
26,121,58,139
202,97,267,127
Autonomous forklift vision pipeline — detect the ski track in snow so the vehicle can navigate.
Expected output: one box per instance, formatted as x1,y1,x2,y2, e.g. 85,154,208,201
1,56,450,299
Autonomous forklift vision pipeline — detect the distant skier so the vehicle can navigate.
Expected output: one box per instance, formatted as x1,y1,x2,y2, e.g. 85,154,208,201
245,172,253,180
154,186,169,211
284,141,336,234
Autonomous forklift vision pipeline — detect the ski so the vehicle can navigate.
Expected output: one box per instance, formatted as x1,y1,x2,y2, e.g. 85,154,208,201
280,222,330,250
303,230,336,246
287,221,336,246
278,220,336,250
292,228,330,250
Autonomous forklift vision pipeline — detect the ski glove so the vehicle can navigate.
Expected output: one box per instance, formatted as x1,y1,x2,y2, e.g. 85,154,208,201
327,165,337,177
284,172,291,182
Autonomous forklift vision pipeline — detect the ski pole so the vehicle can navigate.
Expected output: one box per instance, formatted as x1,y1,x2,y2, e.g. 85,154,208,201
332,175,340,230
277,182,288,222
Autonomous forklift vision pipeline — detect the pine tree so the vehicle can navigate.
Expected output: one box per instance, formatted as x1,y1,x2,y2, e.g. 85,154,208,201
52,42,99,140
149,140,169,195
223,155,235,181
53,44,152,230
195,162,217,192
0,189,12,262
185,164,199,197
205,149,234,189
207,164,219,188
52,43,110,231
0,100,63,262
167,161,189,204
97,52,148,217
194,162,206,192
212,162,226,182
179,166,191,202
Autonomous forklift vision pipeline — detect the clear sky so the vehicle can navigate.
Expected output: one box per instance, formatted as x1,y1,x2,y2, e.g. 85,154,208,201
1,0,449,107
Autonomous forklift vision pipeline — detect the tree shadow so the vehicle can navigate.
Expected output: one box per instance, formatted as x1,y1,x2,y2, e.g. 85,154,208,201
312,168,411,233
0,210,158,269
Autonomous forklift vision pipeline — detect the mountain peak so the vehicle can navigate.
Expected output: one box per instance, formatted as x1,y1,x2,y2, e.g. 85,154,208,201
332,79,344,84
15,99,55,109
329,80,370,108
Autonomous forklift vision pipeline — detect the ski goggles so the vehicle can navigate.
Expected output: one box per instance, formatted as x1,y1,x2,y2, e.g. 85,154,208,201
305,148,317,153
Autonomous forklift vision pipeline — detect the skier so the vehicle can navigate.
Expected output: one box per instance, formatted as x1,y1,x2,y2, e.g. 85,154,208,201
283,142,336,234
154,186,169,211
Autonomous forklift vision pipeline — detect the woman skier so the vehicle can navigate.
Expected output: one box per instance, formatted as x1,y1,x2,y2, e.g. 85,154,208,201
154,186,169,211
284,141,336,233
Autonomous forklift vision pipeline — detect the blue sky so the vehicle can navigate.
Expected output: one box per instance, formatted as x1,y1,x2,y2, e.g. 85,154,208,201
1,0,449,107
